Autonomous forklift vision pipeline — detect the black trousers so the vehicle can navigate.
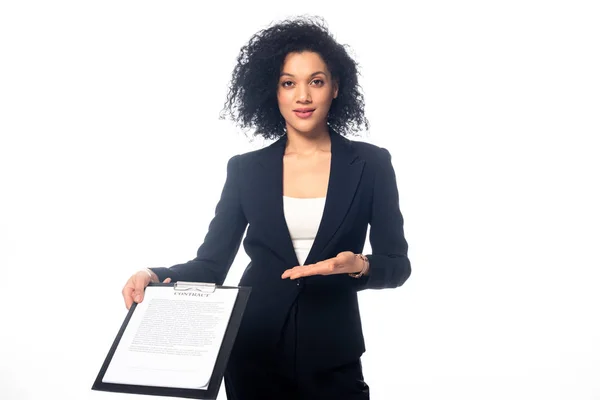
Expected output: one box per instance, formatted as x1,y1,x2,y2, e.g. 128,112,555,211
224,301,369,400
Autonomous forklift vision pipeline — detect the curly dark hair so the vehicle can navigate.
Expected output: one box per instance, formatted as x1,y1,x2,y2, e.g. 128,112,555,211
219,15,369,140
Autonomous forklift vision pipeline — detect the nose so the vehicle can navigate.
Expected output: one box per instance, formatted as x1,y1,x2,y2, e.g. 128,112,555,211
297,84,311,103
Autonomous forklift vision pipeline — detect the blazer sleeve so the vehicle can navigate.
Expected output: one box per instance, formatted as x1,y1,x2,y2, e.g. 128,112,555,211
354,148,411,290
149,155,248,285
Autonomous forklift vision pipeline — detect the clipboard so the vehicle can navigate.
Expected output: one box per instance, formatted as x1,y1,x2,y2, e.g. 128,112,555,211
92,282,251,399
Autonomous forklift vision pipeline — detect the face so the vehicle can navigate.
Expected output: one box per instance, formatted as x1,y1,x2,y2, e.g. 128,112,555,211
277,51,338,137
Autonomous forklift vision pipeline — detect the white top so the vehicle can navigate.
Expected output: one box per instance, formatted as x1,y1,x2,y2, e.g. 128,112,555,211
283,196,326,266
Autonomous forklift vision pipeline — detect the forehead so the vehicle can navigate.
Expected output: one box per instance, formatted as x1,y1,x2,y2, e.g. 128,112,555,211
281,51,330,76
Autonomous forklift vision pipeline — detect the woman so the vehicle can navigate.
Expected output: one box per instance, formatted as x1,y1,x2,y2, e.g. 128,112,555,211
121,16,411,400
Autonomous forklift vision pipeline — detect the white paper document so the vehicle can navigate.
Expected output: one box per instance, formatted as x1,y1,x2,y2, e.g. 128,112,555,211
102,285,239,389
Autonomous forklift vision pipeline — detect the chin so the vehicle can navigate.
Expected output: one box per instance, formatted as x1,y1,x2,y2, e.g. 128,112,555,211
289,126,321,137
286,120,327,136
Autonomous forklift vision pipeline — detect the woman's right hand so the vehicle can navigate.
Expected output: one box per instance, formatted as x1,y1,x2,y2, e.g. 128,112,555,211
122,270,172,309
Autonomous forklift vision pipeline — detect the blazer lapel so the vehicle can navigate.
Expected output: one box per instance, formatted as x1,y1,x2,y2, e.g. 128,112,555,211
304,131,364,265
257,130,365,268
257,135,300,268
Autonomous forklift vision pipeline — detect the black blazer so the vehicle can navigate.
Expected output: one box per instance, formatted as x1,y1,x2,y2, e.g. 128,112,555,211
151,130,411,371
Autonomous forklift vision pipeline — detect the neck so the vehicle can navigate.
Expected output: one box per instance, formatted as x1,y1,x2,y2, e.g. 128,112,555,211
284,126,331,156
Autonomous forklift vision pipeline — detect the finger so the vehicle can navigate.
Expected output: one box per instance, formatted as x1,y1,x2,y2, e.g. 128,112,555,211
281,266,300,279
290,263,335,279
163,278,171,283
282,260,337,279
133,275,146,303
123,285,134,310
282,265,313,279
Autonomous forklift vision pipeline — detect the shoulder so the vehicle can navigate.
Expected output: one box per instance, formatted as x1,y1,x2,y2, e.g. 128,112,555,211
224,138,281,172
229,143,273,166
345,136,392,165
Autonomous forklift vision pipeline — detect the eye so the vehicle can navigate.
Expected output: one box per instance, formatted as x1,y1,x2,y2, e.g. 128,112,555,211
312,79,324,86
281,81,294,88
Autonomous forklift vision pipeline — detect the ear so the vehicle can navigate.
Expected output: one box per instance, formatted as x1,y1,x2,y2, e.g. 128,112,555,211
333,79,339,99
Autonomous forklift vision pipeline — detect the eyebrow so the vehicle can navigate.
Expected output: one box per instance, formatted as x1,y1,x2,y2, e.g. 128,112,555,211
280,71,327,78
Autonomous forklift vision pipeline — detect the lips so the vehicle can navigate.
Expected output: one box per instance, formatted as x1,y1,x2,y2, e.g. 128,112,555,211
293,108,315,119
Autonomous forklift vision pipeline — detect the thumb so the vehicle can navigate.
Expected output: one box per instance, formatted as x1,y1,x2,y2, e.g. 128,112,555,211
134,276,147,303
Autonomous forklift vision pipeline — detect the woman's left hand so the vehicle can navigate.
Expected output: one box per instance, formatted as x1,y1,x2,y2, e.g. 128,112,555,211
281,251,362,279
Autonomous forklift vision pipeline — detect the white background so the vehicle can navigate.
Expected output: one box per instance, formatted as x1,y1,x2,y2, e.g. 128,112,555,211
1,1,599,399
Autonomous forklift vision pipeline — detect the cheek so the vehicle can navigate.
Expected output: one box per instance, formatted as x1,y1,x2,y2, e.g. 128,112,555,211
277,91,292,106
278,99,296,116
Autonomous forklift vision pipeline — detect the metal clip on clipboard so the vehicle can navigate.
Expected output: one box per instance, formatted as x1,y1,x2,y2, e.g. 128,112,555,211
174,281,217,293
